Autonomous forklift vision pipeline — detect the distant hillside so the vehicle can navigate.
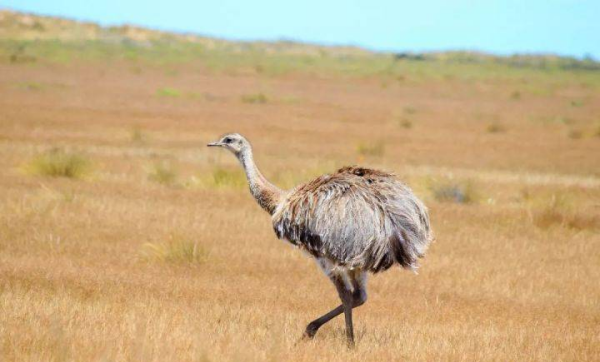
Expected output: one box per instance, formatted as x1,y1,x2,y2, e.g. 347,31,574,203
1,8,599,72
0,9,370,57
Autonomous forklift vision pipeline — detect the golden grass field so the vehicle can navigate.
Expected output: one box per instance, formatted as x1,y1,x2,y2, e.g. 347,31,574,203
1,12,600,362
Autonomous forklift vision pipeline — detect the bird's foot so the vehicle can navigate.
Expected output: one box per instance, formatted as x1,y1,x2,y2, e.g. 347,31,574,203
302,322,320,339
346,338,355,349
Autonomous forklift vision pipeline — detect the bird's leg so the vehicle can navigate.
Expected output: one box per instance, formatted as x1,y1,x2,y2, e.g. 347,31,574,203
343,271,367,347
303,304,344,339
339,284,355,347
303,271,367,345
303,273,347,339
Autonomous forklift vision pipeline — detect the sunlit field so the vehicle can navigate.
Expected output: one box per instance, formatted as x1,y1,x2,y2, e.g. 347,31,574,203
1,10,599,362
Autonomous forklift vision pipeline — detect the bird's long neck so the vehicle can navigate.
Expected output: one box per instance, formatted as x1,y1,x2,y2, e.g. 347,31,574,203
238,148,283,215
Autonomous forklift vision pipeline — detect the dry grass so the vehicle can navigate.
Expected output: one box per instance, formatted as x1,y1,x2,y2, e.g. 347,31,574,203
356,141,385,157
398,118,413,129
156,87,182,97
486,122,507,134
531,195,600,231
208,167,247,189
24,148,92,179
568,129,584,139
142,234,208,264
130,126,146,144
241,93,268,104
147,162,178,186
1,48,599,362
428,178,478,204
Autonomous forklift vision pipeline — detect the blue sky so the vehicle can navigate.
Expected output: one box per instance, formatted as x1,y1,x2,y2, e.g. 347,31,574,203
2,0,599,58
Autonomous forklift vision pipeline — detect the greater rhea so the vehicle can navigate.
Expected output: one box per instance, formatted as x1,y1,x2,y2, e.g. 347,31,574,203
208,133,433,346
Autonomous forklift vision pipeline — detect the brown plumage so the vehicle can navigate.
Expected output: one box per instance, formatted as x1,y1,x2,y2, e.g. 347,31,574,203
273,165,431,273
208,133,433,347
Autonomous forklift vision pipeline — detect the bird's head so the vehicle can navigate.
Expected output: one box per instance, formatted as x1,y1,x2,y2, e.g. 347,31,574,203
207,132,250,157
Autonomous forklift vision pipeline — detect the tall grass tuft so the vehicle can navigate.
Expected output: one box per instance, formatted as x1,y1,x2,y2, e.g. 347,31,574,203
210,167,246,188
142,235,208,264
403,106,417,115
430,179,477,204
130,126,146,144
532,195,599,231
568,129,583,139
156,87,182,97
184,167,246,190
570,100,584,108
147,162,178,186
398,118,413,129
241,93,268,104
356,141,385,157
486,122,507,134
25,148,92,179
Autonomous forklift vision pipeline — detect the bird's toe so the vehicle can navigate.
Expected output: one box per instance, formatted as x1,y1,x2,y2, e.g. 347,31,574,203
303,322,320,339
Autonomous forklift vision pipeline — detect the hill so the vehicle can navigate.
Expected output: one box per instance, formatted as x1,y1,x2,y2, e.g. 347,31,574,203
1,9,599,72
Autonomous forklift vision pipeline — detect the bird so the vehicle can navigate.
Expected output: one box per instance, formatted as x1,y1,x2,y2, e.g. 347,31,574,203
207,133,433,346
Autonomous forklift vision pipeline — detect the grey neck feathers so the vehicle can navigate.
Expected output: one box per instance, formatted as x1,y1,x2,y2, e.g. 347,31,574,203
238,148,282,215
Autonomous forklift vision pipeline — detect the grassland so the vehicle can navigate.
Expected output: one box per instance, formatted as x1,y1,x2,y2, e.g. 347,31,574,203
1,9,599,362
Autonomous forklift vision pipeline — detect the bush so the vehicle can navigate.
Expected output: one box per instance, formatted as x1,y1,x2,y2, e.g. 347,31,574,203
25,148,92,179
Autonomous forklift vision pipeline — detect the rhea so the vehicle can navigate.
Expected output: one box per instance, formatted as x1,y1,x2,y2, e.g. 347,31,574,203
207,133,432,346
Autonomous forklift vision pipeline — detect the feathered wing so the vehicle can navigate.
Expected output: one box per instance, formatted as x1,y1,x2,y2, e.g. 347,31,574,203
272,167,432,272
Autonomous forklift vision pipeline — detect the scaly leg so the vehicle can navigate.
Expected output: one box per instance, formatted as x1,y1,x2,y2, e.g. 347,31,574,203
303,270,368,344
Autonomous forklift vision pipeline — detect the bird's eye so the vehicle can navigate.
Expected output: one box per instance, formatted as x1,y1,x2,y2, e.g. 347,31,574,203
223,137,232,143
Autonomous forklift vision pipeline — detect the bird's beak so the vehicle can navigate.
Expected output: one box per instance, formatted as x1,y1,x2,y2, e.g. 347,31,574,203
207,141,222,147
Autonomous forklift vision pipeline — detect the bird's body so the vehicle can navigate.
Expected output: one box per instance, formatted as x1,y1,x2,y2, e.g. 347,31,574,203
208,133,433,346
274,166,431,273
